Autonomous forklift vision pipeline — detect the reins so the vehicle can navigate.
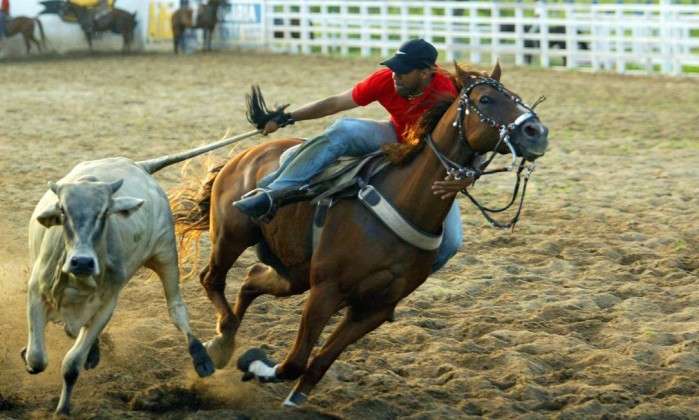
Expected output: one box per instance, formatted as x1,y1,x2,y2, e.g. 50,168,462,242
427,76,546,231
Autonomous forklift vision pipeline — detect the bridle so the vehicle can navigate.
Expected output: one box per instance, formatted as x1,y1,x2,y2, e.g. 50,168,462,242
425,76,546,231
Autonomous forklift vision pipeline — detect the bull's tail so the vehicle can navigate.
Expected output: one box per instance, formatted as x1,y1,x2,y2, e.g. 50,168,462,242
169,157,225,279
34,18,47,48
137,129,259,175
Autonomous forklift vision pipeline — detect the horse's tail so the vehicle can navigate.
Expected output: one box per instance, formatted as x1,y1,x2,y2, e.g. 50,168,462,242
34,18,46,48
169,156,225,279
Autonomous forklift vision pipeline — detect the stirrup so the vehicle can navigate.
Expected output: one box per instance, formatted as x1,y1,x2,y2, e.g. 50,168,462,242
238,188,276,222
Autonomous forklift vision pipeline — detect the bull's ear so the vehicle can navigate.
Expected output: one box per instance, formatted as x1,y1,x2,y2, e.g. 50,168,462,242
37,205,63,228
489,58,502,81
110,197,145,218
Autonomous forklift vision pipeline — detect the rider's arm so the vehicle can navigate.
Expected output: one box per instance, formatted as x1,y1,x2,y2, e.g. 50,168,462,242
263,89,359,135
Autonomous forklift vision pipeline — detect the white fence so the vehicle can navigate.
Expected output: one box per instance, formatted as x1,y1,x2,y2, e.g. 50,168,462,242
257,1,699,76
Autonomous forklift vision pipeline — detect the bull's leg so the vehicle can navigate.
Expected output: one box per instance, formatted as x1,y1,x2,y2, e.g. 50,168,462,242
84,337,100,370
22,270,49,374
284,304,396,407
55,298,117,416
233,263,307,321
149,250,215,378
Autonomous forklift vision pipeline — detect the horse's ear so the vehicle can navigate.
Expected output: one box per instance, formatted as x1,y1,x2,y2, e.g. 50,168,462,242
454,60,472,88
489,58,502,81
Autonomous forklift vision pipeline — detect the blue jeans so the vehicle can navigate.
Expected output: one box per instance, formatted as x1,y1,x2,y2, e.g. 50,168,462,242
0,13,7,37
260,117,462,274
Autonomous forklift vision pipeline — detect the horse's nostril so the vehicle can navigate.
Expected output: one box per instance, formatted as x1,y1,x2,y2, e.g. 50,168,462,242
523,122,539,138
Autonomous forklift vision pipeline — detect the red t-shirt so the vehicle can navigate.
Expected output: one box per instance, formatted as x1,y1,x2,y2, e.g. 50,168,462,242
352,67,457,143
1,0,9,14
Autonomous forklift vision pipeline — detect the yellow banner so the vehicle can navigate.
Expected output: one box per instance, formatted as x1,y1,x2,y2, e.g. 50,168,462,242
68,0,115,7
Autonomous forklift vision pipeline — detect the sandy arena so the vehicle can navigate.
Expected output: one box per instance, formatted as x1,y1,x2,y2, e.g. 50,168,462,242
1,51,698,419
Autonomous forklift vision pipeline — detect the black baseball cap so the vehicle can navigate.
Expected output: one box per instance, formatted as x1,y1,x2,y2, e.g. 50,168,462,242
380,39,438,74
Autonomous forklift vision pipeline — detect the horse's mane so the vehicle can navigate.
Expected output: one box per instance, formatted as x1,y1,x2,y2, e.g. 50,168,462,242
381,64,485,165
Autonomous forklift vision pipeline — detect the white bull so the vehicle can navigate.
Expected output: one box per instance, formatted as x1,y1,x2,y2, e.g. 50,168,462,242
21,131,259,416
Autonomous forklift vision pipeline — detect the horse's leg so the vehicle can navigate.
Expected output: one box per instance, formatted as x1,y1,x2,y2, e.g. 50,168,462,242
173,29,180,53
273,283,343,381
23,33,32,54
284,304,396,407
200,232,246,368
233,263,308,321
31,34,41,53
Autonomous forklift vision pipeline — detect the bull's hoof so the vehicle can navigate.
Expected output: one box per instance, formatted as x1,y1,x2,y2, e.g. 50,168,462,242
189,339,215,377
204,334,235,369
20,347,45,374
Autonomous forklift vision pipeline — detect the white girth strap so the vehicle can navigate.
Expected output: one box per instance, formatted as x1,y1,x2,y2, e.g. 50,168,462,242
357,185,443,251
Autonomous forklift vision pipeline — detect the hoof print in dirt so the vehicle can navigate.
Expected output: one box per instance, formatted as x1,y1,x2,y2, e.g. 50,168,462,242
128,384,201,413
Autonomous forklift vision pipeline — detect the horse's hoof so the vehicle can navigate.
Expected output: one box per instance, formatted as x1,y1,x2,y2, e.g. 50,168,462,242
237,348,279,383
236,348,270,372
189,339,216,377
282,390,308,407
204,335,235,369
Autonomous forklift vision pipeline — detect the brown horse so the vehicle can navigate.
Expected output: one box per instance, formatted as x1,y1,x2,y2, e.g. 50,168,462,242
171,6,193,54
194,0,226,51
2,17,46,54
62,2,137,52
171,61,549,407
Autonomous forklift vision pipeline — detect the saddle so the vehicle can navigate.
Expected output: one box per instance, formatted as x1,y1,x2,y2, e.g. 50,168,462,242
271,151,443,253
271,150,389,213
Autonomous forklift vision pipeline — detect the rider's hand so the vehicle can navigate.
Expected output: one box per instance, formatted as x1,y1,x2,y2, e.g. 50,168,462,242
431,173,474,200
263,120,280,136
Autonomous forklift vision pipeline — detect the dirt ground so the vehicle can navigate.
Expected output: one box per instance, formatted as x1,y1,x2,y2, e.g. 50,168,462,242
1,51,698,419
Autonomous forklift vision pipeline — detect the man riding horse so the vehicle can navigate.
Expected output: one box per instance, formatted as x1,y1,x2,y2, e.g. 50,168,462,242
70,0,110,35
235,39,475,274
0,0,10,38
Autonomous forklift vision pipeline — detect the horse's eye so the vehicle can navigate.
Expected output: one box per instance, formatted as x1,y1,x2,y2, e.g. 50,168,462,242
479,96,490,104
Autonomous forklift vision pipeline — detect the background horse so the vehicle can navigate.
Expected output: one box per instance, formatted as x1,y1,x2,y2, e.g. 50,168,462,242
193,0,226,51
2,17,46,54
62,3,136,52
170,61,548,407
171,6,193,54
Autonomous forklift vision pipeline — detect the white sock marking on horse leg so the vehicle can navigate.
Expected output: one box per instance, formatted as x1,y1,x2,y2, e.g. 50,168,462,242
249,360,278,379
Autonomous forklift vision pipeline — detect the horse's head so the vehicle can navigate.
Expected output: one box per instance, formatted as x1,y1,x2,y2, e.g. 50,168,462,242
454,60,549,162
